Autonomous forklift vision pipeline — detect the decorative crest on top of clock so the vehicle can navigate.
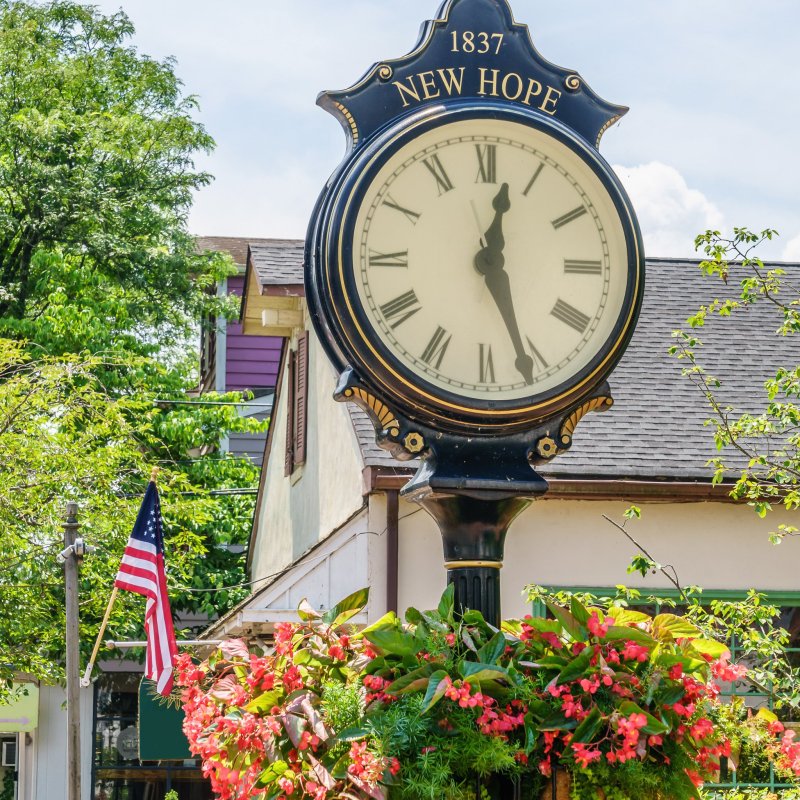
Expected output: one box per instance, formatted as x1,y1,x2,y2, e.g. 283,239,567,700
318,0,627,151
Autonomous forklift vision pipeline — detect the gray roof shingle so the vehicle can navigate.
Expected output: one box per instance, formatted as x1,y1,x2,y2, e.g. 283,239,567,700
350,258,800,481
245,240,798,481
249,240,305,287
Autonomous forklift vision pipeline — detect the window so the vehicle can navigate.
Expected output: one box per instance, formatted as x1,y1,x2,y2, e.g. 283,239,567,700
532,587,800,794
284,332,309,476
92,673,211,800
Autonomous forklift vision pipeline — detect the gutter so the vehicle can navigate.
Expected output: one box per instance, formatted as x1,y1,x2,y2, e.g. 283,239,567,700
364,467,739,503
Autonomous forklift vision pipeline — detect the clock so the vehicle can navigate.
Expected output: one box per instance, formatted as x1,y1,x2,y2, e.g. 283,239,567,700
310,102,644,435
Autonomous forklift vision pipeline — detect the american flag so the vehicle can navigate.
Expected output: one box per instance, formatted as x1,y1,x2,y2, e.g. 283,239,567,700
115,481,178,696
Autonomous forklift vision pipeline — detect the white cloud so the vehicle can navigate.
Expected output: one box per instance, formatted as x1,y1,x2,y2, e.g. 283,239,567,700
782,233,800,262
612,162,724,259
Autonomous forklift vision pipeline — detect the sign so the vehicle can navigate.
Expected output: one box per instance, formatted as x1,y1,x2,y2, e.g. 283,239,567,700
0,684,38,733
138,678,191,761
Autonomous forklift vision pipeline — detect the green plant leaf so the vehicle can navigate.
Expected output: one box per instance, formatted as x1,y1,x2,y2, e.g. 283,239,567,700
556,646,593,685
322,588,370,627
332,725,371,743
363,628,418,657
570,597,591,626
538,711,578,731
438,584,455,620
686,639,729,659
618,701,670,735
385,665,436,695
256,760,289,788
573,706,604,743
544,600,585,641
652,614,700,641
421,670,449,713
604,626,656,645
477,631,507,665
245,690,282,714
460,661,509,684
359,611,398,636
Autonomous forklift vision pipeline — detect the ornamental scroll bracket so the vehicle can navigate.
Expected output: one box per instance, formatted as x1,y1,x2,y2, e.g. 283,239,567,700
335,366,614,500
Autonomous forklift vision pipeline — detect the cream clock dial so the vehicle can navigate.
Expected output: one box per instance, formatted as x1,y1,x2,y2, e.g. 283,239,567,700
351,117,631,403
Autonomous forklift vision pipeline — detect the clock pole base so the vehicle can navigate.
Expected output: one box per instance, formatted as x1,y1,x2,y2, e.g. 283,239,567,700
416,493,532,627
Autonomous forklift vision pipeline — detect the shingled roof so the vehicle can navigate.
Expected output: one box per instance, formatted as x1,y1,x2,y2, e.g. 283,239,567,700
351,258,799,481
249,240,305,287
244,239,798,483
196,236,282,268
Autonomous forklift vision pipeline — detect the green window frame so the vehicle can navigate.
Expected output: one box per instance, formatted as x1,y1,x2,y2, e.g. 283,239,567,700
532,586,800,794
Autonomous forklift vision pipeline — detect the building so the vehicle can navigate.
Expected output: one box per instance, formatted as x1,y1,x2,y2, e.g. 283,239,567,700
206,243,800,649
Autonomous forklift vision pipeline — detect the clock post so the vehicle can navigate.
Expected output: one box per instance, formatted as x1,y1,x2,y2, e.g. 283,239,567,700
306,0,644,625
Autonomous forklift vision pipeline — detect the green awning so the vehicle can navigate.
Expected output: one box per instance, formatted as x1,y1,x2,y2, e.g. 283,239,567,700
0,684,38,733
138,679,191,761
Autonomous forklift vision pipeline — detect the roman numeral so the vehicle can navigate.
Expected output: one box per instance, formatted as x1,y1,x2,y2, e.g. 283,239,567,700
383,195,421,225
552,206,588,230
380,290,422,329
526,337,549,371
551,299,591,333
422,155,454,195
478,343,496,383
475,144,497,184
369,249,409,268
564,259,602,275
420,326,452,369
522,162,545,196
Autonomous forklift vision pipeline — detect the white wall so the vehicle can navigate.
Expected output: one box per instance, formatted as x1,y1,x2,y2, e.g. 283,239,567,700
19,685,93,800
398,496,800,618
250,323,367,585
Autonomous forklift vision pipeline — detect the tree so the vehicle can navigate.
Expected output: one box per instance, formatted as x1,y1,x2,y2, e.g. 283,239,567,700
670,228,800,539
0,1,267,696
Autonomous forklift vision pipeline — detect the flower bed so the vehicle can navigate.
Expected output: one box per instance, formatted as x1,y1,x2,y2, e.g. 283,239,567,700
176,588,800,800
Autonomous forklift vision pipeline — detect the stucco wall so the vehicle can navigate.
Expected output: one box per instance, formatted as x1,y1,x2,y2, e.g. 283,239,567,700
398,496,800,619
250,323,366,584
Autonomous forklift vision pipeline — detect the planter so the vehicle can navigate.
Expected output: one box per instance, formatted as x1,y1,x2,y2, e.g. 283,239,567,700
540,771,570,800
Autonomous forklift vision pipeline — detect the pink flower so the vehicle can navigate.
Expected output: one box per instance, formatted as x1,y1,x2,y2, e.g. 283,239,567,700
587,612,609,639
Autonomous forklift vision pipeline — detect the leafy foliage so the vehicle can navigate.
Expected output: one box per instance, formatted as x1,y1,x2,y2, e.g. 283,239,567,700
173,589,800,800
0,0,266,697
670,227,800,531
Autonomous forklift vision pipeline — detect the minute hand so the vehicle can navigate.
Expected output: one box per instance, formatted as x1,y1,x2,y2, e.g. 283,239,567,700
474,184,534,385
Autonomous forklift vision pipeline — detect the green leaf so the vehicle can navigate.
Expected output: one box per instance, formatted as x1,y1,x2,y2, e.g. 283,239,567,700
573,706,604,743
686,639,729,659
437,584,456,620
460,661,509,684
477,631,507,665
256,760,289,788
245,690,282,714
652,614,700,641
385,665,436,695
322,587,370,627
618,701,669,735
555,646,594,685
570,597,591,626
363,627,418,657
332,725,371,743
421,670,449,713
544,600,585,641
604,626,656,645
359,611,399,636
538,711,578,731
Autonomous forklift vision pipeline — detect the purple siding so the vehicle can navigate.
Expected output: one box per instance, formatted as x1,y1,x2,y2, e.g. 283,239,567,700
225,277,283,392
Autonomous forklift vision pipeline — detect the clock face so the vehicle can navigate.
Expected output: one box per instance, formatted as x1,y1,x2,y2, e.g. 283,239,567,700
341,115,638,411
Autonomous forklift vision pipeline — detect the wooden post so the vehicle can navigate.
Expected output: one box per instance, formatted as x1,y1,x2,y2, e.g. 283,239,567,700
63,502,81,800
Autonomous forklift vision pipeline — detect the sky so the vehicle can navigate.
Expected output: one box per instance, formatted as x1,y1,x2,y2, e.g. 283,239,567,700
94,0,800,261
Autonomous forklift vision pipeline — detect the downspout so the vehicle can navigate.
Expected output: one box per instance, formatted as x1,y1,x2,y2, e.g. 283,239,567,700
386,490,399,614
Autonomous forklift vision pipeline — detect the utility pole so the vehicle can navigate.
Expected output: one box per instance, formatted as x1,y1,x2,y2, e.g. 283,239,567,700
63,502,81,800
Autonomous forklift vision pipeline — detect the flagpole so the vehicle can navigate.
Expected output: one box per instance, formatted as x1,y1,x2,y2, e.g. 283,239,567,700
80,467,160,688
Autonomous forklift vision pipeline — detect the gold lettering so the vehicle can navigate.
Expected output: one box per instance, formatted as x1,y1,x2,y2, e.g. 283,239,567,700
477,68,501,97
522,78,543,106
501,72,524,101
540,85,562,116
393,76,421,108
437,67,465,96
418,70,441,100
